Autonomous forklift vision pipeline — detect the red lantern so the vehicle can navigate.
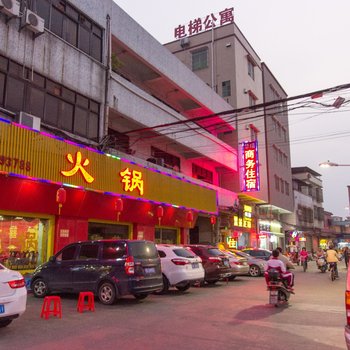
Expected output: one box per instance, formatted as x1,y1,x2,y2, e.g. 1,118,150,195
115,198,124,221
186,210,194,227
210,215,216,229
56,187,66,215
156,206,164,226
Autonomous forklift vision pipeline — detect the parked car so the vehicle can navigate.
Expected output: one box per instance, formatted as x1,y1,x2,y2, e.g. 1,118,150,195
345,261,350,349
229,249,267,277
0,263,27,327
31,240,163,305
155,244,204,294
184,245,233,284
242,248,272,261
220,250,250,280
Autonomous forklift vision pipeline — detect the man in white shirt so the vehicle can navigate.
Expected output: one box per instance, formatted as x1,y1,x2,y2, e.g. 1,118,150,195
264,249,294,289
276,247,295,270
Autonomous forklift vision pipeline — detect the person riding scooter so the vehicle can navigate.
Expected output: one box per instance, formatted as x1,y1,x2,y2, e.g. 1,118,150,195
264,249,294,290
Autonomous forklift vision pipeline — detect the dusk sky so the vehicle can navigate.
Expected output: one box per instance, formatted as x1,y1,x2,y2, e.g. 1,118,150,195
114,0,350,218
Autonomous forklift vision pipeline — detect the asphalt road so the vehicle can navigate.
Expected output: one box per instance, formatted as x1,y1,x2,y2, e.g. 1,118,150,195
1,261,347,350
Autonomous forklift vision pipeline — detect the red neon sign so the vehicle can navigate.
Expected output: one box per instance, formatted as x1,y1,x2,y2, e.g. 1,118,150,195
241,141,260,192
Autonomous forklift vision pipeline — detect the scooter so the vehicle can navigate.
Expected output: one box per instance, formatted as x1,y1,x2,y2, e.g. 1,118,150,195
316,256,327,273
266,269,292,307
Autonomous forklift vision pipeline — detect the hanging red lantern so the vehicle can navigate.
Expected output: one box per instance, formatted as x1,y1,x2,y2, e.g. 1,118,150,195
56,187,66,215
210,215,216,227
186,210,194,227
156,205,164,226
115,198,124,221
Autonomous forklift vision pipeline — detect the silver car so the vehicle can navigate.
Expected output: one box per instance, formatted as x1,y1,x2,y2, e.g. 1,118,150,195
229,249,267,277
220,250,249,280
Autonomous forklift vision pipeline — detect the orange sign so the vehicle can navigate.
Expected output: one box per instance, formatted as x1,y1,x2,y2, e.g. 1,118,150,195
61,151,94,183
120,168,144,195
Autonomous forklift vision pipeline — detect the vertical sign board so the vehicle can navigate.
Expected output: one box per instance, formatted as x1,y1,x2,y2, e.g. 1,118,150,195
241,141,260,192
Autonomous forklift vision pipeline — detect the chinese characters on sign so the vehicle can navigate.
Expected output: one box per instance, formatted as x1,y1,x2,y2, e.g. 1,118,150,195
233,205,252,229
174,8,234,39
61,151,95,183
241,141,260,192
120,168,144,196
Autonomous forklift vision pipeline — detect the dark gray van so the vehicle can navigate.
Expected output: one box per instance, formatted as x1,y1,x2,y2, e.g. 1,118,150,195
31,240,163,305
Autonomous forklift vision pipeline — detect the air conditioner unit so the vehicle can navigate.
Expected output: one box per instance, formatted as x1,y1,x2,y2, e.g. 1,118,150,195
0,0,19,17
25,10,44,34
19,112,41,131
156,158,165,166
180,37,190,48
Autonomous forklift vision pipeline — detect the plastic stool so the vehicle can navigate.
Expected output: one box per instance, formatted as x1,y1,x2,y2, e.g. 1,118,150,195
41,296,62,319
77,292,95,313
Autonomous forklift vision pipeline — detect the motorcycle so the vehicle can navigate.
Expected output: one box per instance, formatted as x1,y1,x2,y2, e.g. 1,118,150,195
266,269,292,307
316,256,327,273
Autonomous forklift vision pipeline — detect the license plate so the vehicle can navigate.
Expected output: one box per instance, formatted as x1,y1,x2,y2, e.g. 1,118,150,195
192,263,199,269
0,304,4,314
144,267,155,274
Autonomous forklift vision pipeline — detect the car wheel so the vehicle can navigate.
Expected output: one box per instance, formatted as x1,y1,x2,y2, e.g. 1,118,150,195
176,283,190,292
249,264,261,277
98,282,116,305
228,275,236,281
0,319,12,328
134,293,148,300
32,278,49,298
154,275,170,295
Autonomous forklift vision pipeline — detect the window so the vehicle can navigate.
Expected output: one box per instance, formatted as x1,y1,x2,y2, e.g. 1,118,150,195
0,54,100,141
57,245,77,261
222,80,231,97
274,175,280,191
34,0,103,62
247,59,255,80
102,242,126,259
192,48,208,71
155,228,177,244
151,146,180,170
280,178,284,193
285,181,290,195
192,164,213,184
78,243,99,260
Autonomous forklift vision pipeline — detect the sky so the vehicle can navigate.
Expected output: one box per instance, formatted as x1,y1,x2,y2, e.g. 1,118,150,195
114,0,350,218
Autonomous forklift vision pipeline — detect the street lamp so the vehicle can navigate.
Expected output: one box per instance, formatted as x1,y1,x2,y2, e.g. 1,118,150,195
319,160,350,168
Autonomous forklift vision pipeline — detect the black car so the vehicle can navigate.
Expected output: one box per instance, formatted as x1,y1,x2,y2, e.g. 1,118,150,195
184,245,233,284
242,248,272,261
31,240,163,305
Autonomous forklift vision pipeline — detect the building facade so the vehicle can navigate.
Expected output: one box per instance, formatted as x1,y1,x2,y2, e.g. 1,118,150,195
164,20,293,250
0,0,241,272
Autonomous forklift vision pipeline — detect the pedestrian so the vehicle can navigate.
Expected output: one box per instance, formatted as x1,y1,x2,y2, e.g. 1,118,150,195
300,247,309,272
343,246,349,269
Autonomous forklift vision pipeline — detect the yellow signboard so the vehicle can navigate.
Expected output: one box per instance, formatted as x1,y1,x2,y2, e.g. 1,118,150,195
0,121,217,213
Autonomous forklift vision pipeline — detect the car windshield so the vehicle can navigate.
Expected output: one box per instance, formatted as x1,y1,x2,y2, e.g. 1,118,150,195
173,248,196,258
129,241,158,259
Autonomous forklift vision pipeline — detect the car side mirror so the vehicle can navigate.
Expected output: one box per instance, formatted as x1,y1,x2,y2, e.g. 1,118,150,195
49,256,56,263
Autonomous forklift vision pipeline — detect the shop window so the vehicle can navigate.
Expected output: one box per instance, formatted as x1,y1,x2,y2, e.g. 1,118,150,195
78,243,99,260
155,228,178,244
88,223,129,240
0,216,49,271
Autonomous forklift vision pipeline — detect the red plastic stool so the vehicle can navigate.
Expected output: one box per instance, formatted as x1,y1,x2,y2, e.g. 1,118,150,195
41,296,62,319
77,292,95,313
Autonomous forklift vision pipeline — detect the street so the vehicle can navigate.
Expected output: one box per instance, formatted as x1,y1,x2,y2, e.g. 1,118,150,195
1,261,347,350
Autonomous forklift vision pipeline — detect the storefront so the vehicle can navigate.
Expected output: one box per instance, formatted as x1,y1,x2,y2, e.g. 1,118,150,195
220,205,256,249
258,221,285,250
0,118,217,272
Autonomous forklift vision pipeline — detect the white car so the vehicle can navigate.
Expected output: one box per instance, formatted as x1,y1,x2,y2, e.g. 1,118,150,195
0,263,27,327
156,244,204,294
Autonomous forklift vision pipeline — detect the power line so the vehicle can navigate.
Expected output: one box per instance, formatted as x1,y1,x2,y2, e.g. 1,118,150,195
123,82,350,135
